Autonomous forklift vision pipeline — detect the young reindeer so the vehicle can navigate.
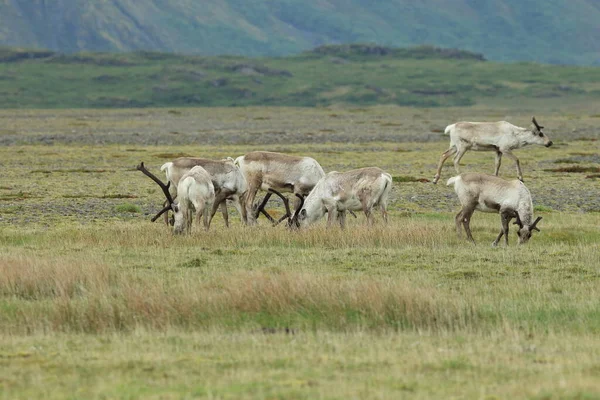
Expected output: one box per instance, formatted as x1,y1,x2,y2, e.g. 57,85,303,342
235,151,325,225
446,172,543,246
172,166,215,234
433,117,553,184
136,163,215,234
161,157,248,226
295,167,392,228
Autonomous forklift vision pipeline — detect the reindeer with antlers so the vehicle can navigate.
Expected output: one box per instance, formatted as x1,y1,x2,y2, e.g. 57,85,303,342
447,172,543,246
161,157,247,227
137,163,215,234
433,117,553,184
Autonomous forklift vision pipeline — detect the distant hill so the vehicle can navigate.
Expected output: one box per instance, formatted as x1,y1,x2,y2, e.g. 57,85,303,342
1,44,600,109
0,0,599,65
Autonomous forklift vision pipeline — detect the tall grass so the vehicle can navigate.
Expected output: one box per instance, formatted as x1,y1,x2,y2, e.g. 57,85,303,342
1,215,598,335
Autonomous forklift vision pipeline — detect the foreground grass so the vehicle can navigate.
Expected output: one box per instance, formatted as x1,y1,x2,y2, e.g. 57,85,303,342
1,217,599,398
2,331,600,399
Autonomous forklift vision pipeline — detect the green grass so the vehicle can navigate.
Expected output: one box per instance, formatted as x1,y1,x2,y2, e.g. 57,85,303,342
1,106,599,398
1,45,600,108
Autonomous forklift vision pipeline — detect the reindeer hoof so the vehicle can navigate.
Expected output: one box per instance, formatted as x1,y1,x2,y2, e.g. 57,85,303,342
432,177,439,185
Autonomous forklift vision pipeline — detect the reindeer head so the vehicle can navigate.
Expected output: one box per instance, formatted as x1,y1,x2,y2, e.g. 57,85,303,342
514,213,542,244
529,117,553,148
171,202,187,235
136,162,180,233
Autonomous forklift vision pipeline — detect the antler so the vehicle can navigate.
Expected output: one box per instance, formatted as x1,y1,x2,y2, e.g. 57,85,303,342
531,116,544,130
530,216,542,232
288,193,305,228
136,162,174,222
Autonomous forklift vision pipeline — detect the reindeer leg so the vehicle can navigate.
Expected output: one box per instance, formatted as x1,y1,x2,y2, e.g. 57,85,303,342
494,150,503,176
502,150,523,182
338,210,347,229
455,210,464,237
453,147,468,174
433,146,457,184
244,184,260,225
326,205,337,228
492,213,509,247
220,201,229,227
462,207,476,244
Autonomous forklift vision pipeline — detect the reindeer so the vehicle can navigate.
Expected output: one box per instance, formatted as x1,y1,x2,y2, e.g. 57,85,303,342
295,167,392,228
136,163,215,234
234,151,325,225
161,157,247,227
172,166,216,234
433,117,553,184
446,172,543,246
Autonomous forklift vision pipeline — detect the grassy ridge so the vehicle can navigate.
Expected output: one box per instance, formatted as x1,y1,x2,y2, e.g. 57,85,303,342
1,45,600,108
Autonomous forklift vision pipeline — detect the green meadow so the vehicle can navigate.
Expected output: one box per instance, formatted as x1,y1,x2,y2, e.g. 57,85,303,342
1,106,599,398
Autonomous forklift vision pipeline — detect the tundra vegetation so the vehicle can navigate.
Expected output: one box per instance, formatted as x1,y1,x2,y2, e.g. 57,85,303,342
1,105,599,399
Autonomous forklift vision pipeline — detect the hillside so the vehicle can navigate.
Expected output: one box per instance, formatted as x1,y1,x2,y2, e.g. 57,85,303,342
0,0,599,65
1,44,600,109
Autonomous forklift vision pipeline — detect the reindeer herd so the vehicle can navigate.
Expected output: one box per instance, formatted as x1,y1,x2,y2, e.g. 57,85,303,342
138,117,552,246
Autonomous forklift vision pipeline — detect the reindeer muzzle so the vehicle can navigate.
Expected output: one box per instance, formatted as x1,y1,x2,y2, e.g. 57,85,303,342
545,141,553,147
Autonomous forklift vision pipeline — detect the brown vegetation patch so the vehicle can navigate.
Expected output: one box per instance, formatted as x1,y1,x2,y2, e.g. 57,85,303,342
393,176,431,183
0,192,37,201
31,169,108,174
544,166,600,173
153,152,194,159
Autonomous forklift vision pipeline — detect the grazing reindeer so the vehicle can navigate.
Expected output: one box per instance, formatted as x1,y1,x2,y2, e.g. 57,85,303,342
433,117,553,184
295,167,392,228
172,166,215,234
161,157,248,226
446,172,543,246
234,151,325,225
136,163,215,234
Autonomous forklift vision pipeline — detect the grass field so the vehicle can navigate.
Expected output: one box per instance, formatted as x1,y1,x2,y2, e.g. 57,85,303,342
2,45,600,109
1,106,599,398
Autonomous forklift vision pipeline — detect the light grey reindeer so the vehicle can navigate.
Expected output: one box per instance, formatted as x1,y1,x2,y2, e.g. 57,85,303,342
447,172,543,246
161,157,247,226
235,151,325,226
433,117,553,184
172,166,216,234
295,167,392,228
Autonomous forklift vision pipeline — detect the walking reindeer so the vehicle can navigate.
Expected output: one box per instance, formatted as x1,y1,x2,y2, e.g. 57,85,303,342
433,117,553,184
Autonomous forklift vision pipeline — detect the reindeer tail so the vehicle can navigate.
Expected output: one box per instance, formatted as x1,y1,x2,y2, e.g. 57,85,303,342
160,162,173,181
446,176,460,186
444,124,455,135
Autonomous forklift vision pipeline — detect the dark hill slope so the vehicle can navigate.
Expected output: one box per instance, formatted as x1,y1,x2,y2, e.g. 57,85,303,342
0,0,599,65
